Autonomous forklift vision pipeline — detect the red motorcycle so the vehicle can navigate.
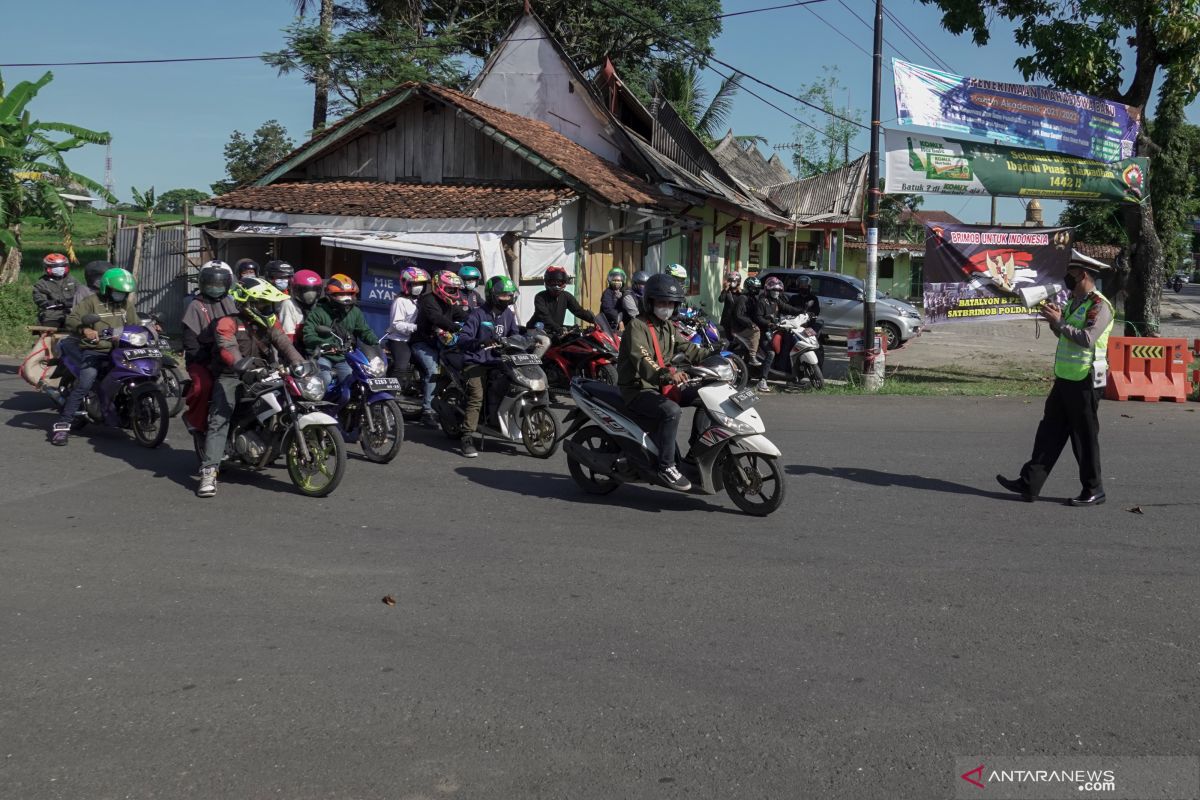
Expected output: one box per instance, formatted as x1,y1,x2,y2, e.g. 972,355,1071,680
541,316,621,388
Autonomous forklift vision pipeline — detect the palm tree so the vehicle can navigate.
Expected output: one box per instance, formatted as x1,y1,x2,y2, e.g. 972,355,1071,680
0,70,114,285
653,62,746,148
294,0,336,130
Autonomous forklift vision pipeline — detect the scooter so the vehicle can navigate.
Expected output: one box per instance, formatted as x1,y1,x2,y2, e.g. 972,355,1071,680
433,334,560,458
314,327,405,464
561,355,786,516
675,307,750,390
541,316,621,388
774,314,824,390
47,319,171,448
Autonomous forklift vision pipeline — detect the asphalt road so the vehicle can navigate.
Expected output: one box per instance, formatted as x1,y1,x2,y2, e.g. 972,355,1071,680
1,363,1198,799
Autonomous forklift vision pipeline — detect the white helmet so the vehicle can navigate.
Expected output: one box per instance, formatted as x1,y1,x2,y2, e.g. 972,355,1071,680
201,259,233,275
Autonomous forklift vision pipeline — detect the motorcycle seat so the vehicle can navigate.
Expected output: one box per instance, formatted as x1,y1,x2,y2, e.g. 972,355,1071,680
577,380,625,409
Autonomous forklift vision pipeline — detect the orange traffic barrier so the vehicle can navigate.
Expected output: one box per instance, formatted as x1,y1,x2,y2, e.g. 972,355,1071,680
1105,336,1190,402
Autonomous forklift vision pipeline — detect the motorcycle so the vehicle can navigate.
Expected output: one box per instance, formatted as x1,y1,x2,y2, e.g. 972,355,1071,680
1172,276,1184,293
541,316,621,389
561,355,786,516
774,314,824,390
314,327,405,464
433,334,560,458
197,359,347,497
139,314,188,418
675,307,749,390
47,319,171,448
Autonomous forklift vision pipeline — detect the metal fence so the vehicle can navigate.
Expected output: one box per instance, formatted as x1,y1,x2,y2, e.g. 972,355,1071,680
114,224,205,331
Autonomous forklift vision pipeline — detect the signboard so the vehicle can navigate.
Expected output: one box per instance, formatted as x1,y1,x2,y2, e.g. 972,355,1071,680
884,129,1147,203
922,224,1074,324
893,59,1141,162
358,252,466,337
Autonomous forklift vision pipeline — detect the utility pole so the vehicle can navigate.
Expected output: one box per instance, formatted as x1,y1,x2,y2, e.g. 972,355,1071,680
861,0,884,390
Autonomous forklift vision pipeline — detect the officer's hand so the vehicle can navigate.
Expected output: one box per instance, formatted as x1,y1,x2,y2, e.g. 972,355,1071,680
1040,303,1061,324
82,327,99,341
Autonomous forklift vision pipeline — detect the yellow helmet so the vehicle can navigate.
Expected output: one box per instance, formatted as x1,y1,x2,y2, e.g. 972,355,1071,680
230,276,288,327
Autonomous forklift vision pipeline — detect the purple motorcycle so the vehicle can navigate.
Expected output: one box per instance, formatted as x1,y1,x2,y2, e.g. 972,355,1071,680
49,321,171,448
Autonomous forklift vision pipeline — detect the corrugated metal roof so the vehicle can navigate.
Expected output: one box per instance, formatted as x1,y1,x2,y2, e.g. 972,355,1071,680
710,132,795,191
765,155,869,224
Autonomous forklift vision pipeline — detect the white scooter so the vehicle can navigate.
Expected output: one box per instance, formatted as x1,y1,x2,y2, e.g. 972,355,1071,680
561,355,786,516
775,313,824,390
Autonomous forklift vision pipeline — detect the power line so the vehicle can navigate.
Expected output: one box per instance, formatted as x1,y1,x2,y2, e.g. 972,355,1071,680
836,0,916,63
801,4,872,58
881,3,955,72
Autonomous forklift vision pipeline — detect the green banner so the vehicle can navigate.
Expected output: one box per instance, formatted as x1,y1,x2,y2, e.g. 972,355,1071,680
884,129,1147,203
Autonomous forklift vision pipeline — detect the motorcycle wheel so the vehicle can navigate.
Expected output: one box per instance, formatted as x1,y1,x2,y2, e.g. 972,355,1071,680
721,451,785,516
130,389,170,448
726,354,749,390
521,406,560,458
594,363,618,386
160,368,187,417
360,399,404,463
804,362,824,390
566,425,621,495
285,424,346,497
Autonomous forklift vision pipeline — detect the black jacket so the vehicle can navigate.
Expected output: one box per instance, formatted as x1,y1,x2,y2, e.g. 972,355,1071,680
32,275,80,327
792,290,820,319
751,294,801,332
600,288,625,328
527,289,594,336
181,295,238,365
413,292,467,345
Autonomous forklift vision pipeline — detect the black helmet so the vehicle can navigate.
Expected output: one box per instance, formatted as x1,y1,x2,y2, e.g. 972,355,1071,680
643,273,685,304
631,270,650,287
264,259,294,279
83,260,112,290
234,258,260,278
743,276,762,294
199,263,233,298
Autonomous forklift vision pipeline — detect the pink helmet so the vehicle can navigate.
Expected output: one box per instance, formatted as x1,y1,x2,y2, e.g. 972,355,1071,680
432,270,463,304
292,269,323,305
400,265,430,295
763,276,785,292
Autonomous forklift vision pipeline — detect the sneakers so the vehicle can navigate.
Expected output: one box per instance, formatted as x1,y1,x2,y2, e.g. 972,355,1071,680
197,466,218,498
755,379,771,393
460,434,479,458
420,409,439,428
658,465,692,492
49,421,70,446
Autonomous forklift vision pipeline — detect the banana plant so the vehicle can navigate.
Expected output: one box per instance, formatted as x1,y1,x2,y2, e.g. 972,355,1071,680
0,69,115,284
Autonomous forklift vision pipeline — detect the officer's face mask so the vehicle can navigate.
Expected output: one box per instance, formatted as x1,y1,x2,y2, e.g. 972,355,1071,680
653,303,674,321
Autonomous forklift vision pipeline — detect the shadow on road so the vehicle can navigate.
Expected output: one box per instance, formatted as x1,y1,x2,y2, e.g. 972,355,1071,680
788,464,1026,502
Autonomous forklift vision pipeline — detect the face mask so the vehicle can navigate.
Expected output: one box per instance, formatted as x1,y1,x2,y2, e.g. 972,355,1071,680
411,285,425,296
610,281,624,290
1064,273,1078,291
769,290,782,300
49,267,68,278
463,281,477,290
547,285,563,294
653,304,674,321
299,290,319,306
109,291,128,304
202,285,225,299
493,298,512,310
273,279,290,291
336,295,355,307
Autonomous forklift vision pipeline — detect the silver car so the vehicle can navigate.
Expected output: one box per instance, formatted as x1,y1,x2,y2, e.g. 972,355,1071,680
761,269,923,350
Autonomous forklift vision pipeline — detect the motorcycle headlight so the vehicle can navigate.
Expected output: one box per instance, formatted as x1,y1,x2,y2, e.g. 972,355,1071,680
711,360,735,383
125,331,149,347
710,409,754,434
300,374,326,401
367,356,387,377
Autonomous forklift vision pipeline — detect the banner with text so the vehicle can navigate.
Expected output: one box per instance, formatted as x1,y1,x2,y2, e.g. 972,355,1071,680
884,130,1148,203
923,224,1074,324
893,59,1141,162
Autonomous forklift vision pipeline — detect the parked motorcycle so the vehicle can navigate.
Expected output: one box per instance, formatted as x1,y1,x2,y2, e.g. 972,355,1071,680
675,307,749,390
562,355,785,516
541,316,620,389
433,334,560,457
47,319,171,448
774,314,824,390
139,314,188,418
197,359,346,497
314,327,404,463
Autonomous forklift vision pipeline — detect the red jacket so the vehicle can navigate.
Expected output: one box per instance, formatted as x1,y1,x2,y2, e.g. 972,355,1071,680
211,314,303,374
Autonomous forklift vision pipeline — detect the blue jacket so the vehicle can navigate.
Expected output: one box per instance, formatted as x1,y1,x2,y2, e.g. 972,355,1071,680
458,302,519,365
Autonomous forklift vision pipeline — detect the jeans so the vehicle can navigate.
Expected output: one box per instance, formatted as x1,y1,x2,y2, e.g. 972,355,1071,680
386,340,412,379
202,374,241,469
317,357,353,389
57,338,110,422
462,363,488,434
411,341,440,412
627,386,699,471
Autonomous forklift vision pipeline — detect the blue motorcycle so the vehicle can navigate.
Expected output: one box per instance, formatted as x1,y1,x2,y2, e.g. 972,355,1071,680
314,327,405,463
676,308,749,390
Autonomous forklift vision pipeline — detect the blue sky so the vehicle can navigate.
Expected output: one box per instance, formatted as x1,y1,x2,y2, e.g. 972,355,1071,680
4,0,1196,228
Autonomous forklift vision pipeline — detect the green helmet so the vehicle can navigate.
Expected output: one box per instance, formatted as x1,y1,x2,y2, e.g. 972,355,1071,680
459,265,481,282
607,267,627,285
485,275,517,303
98,267,136,296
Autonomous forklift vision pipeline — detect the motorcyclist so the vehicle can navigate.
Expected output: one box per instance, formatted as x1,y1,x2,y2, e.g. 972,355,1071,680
180,260,237,438
734,276,764,367
621,270,649,325
617,273,710,492
234,258,260,281
717,270,743,341
302,274,380,388
199,277,304,498
666,263,689,293
72,260,113,306
32,253,79,329
791,275,825,368
600,267,627,330
750,276,801,393
283,269,323,350
382,264,429,381
264,260,302,340
459,265,483,309
527,266,595,357
455,275,520,458
412,270,468,427
49,267,140,446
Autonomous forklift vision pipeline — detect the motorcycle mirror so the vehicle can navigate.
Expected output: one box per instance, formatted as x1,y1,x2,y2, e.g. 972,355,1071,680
315,325,333,335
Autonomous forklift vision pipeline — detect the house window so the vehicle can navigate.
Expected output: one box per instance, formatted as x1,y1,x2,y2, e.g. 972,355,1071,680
683,228,702,295
880,256,895,279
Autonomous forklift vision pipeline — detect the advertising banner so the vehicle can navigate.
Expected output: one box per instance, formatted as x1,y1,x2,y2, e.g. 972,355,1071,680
893,59,1141,162
884,130,1147,203
923,224,1074,324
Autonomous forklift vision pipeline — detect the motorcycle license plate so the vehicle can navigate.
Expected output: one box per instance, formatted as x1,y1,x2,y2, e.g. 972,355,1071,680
507,353,541,366
124,347,162,360
730,388,758,410
366,377,401,390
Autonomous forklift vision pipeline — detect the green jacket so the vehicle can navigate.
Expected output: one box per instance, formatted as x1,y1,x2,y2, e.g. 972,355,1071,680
301,299,379,363
617,314,709,403
65,293,139,351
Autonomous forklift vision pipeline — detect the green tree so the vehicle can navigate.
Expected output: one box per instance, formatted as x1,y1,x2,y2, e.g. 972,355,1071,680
210,120,295,195
292,0,336,131
0,70,114,285
130,186,157,220
878,186,924,243
920,0,1200,335
157,188,210,214
652,62,745,148
791,68,860,179
1058,201,1129,248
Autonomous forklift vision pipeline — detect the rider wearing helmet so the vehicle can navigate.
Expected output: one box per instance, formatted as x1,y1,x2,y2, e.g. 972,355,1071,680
412,270,468,426
455,275,520,458
284,269,324,350
749,276,801,393
263,260,302,340
616,273,710,492
234,258,260,281
73,260,114,305
50,267,140,446
302,274,380,388
382,262,430,381
665,263,689,292
527,266,595,356
180,261,238,434
599,267,627,329
458,265,483,309
621,270,650,324
718,270,744,340
32,253,79,328
200,277,304,497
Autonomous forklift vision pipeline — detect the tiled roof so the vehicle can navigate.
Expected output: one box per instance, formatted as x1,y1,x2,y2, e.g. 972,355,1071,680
1076,242,1120,261
766,155,869,224
845,239,923,251
209,180,574,219
899,209,963,225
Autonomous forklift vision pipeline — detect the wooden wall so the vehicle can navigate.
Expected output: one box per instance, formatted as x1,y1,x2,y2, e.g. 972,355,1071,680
581,238,642,312
304,102,549,185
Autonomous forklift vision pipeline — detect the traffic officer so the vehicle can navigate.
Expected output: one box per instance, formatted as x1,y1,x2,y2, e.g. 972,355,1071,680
997,253,1114,506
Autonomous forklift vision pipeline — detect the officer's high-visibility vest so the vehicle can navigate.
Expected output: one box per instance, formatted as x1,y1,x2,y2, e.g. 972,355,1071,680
1054,290,1114,381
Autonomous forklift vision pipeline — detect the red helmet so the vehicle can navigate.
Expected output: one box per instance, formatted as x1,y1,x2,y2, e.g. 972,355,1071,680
43,253,70,277
325,273,359,306
544,266,569,289
292,269,323,306
433,270,463,304
763,277,785,292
